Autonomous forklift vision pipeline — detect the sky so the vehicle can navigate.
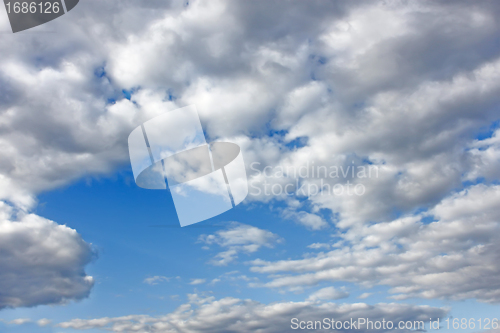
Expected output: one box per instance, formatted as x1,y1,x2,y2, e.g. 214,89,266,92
0,0,499,332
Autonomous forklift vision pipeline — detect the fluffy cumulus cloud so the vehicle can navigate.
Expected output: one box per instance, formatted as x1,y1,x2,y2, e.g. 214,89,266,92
56,293,447,332
0,0,495,219
0,0,498,220
0,202,94,309
199,222,281,265
240,0,500,228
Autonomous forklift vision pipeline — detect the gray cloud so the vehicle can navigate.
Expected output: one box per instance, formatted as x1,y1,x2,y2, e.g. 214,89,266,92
0,202,94,309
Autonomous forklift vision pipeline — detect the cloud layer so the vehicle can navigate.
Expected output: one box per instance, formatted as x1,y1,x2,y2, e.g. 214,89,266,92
56,294,447,332
0,0,500,313
250,184,500,302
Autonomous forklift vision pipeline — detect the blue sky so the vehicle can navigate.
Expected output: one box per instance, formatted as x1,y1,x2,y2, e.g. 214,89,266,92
1,0,500,332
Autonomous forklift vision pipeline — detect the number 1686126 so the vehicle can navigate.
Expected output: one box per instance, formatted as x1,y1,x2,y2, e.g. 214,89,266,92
5,2,60,14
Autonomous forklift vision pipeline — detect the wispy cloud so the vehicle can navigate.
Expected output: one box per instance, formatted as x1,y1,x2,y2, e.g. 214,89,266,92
251,184,500,302
143,276,170,285
8,318,31,325
199,222,282,266
307,243,331,250
189,279,206,285
307,287,349,301
358,293,373,300
37,319,51,327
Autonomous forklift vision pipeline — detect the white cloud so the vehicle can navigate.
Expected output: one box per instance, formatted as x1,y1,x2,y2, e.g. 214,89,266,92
464,128,500,182
283,210,329,230
358,293,373,300
37,318,52,327
144,276,170,285
56,294,447,332
189,279,206,285
0,57,138,209
307,243,331,250
307,287,349,302
209,271,258,286
8,318,31,325
199,222,281,265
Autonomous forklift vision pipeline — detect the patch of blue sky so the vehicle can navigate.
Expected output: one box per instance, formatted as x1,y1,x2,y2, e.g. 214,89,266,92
165,88,176,101
475,118,500,141
94,65,106,78
122,88,136,100
285,136,308,150
24,168,337,318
